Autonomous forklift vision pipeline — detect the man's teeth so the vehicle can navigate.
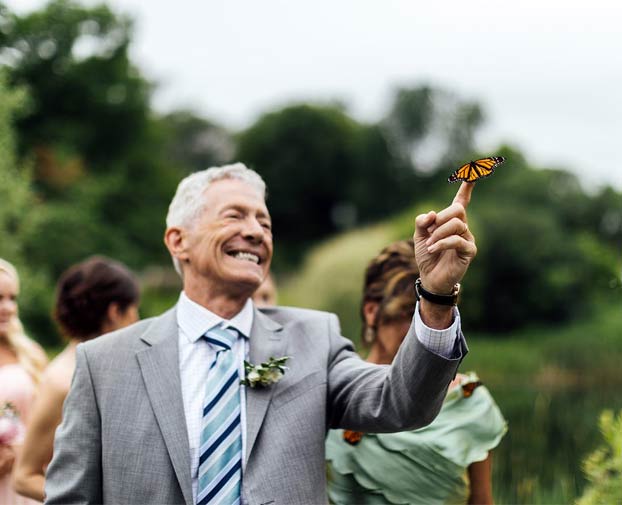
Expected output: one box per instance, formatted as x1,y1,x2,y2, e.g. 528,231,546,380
233,252,259,264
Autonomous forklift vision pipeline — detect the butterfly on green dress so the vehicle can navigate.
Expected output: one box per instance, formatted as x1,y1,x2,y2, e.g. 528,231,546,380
342,429,364,446
461,380,483,398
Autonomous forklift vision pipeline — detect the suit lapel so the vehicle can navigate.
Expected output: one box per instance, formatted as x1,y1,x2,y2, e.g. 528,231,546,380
136,308,193,505
245,309,285,462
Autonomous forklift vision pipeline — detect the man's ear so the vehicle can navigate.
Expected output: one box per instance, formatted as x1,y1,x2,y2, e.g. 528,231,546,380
164,227,189,263
363,301,379,328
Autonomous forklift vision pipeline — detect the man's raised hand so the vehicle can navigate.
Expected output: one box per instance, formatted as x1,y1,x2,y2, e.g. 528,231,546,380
414,182,477,295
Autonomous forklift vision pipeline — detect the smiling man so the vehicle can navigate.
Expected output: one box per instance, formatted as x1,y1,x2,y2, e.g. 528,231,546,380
45,163,477,505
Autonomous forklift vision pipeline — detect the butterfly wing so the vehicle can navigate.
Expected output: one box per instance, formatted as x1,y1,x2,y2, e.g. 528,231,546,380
448,156,506,183
447,161,473,183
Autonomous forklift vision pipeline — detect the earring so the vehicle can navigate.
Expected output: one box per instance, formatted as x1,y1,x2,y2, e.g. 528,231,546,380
364,327,375,344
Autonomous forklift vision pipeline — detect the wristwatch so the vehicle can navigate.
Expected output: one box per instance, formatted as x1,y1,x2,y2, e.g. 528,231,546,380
414,278,461,306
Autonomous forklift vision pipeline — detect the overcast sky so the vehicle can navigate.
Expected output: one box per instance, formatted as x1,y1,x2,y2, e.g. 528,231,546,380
9,0,622,191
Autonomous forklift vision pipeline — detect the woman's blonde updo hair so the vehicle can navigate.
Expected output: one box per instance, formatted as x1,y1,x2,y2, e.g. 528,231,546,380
360,239,419,345
0,258,46,383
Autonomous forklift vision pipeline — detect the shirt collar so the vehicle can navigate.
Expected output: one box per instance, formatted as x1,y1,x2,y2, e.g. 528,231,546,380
177,291,254,343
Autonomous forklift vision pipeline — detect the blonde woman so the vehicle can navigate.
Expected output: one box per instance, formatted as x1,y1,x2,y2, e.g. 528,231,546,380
13,257,139,502
0,259,47,505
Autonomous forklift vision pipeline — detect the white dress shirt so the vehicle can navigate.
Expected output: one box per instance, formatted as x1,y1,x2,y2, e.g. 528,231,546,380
177,292,253,504
176,292,460,504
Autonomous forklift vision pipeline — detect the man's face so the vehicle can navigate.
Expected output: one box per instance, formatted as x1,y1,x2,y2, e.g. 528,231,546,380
181,178,273,296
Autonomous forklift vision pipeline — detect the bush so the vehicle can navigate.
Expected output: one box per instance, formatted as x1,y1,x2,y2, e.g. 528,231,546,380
279,158,621,336
577,410,622,505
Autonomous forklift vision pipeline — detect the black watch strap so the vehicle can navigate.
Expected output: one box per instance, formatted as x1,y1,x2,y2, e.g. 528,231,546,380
414,278,460,306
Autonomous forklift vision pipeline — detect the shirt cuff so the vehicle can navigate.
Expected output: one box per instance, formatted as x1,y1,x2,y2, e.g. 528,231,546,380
414,301,461,358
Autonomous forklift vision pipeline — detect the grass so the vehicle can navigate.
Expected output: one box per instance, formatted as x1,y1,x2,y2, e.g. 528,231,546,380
461,304,622,504
464,303,622,388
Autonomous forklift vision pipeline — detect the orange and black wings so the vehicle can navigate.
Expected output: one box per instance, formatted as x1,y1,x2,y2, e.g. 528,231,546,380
448,156,506,183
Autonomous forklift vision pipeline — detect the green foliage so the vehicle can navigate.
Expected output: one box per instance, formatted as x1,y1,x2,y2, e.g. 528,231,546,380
0,75,31,262
279,224,395,343
577,409,622,505
159,110,234,175
236,103,419,268
383,84,484,173
281,150,621,335
0,74,56,345
0,0,180,268
1,0,150,185
449,304,622,505
462,150,620,331
385,85,434,144
0,0,182,339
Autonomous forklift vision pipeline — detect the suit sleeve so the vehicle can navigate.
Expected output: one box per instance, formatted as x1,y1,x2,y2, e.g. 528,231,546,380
44,344,102,505
326,312,467,433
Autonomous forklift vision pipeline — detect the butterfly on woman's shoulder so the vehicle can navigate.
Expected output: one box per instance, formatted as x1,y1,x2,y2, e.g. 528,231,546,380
448,156,506,183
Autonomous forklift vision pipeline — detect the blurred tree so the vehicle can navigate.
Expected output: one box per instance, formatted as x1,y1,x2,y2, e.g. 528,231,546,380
555,184,622,253
0,0,150,193
236,103,419,268
0,75,56,344
384,85,434,156
0,75,31,261
159,110,235,174
383,84,484,175
465,205,617,331
453,149,620,331
280,144,621,334
0,0,181,272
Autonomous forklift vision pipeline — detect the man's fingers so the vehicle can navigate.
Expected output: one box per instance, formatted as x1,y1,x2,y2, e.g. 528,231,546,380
427,235,477,258
434,202,467,226
452,182,475,209
418,182,473,242
425,218,471,247
415,211,436,238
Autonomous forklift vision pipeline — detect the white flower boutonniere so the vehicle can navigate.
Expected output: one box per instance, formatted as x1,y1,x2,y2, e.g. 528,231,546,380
241,356,290,388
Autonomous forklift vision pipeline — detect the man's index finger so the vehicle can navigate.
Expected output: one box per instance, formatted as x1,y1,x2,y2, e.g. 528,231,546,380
452,181,475,209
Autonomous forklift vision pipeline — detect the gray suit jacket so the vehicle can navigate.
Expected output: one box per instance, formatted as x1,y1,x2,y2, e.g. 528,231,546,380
45,305,466,505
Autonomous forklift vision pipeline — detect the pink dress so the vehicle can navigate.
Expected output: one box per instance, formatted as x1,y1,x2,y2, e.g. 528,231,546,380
0,364,39,505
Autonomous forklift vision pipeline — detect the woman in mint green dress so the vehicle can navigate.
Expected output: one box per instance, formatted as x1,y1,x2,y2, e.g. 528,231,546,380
326,240,507,504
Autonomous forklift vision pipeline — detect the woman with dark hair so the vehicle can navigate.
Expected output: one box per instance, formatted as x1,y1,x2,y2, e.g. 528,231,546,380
13,257,139,502
326,240,507,505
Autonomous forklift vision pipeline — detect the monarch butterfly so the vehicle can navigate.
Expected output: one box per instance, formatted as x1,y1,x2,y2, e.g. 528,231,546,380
448,156,506,183
343,429,364,445
461,380,483,398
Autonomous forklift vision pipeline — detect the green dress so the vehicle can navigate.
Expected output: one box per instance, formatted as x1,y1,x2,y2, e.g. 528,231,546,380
326,372,507,505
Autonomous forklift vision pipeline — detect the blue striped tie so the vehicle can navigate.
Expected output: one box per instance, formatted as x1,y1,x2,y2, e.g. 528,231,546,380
197,326,242,505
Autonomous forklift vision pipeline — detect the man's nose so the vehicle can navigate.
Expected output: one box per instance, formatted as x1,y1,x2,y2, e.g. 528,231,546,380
242,217,265,241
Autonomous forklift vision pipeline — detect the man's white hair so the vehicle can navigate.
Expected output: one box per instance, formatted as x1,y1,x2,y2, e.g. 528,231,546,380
166,162,267,276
